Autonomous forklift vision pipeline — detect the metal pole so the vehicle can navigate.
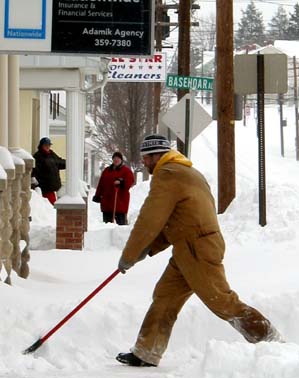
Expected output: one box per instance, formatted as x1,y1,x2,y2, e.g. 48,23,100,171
278,94,284,157
188,90,195,159
201,49,204,104
185,98,190,158
257,54,266,227
293,56,299,161
243,95,247,127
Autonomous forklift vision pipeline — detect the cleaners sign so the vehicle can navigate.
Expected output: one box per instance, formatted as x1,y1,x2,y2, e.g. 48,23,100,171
0,0,154,56
108,53,167,82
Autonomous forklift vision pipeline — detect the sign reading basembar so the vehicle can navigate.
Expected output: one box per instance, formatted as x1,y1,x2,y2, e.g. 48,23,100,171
166,74,214,91
51,0,154,56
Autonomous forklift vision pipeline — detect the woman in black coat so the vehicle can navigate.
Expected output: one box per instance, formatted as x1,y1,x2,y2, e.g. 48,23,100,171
32,137,66,205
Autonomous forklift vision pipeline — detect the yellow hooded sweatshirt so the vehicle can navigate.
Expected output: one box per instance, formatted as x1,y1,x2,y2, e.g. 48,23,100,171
121,148,220,266
153,150,192,175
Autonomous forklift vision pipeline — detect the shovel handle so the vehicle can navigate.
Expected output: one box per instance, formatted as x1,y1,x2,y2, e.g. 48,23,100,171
23,268,120,354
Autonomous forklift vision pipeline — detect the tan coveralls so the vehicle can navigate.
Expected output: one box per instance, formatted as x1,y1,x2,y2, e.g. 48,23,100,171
120,151,282,366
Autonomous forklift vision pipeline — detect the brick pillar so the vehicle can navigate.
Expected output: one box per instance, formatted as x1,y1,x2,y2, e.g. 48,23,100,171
55,204,86,250
82,196,88,232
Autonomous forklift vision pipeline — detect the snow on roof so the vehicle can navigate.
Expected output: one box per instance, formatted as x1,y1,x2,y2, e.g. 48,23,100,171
195,51,215,70
235,44,284,56
274,40,299,57
196,45,285,72
249,45,284,55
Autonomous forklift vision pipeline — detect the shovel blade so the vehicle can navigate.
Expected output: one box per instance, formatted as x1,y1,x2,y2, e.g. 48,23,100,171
22,338,43,354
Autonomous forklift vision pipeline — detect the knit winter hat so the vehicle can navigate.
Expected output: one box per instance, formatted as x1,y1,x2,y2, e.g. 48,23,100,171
112,151,123,160
39,137,52,147
140,134,171,156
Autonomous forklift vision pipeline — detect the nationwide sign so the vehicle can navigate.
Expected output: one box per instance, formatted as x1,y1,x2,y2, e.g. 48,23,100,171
166,74,214,91
0,0,51,52
108,53,167,82
0,0,154,56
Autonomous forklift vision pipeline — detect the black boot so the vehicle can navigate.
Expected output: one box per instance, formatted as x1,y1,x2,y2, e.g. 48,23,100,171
116,352,157,367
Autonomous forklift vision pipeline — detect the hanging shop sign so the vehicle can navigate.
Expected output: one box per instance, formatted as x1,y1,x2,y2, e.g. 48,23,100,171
108,52,167,82
0,0,154,56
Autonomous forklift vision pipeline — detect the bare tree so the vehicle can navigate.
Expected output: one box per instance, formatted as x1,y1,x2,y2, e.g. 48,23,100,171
90,82,155,171
168,13,216,76
193,13,216,52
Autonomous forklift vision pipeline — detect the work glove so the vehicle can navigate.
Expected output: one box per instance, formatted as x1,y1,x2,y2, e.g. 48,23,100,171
118,258,133,274
114,178,124,188
118,246,151,274
92,195,101,203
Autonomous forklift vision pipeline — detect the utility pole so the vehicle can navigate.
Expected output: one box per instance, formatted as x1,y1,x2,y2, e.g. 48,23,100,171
177,0,190,154
216,0,235,213
293,56,299,161
153,0,163,134
156,1,198,147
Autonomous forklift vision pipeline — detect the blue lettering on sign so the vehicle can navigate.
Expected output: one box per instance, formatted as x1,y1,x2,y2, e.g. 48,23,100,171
4,0,46,40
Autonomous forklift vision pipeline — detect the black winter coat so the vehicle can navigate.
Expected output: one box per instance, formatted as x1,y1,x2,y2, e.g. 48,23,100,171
32,149,66,193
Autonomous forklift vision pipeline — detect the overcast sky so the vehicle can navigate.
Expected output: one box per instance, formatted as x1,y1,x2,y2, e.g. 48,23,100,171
198,0,299,22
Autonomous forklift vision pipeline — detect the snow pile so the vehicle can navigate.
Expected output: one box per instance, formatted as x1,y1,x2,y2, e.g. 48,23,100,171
29,190,56,250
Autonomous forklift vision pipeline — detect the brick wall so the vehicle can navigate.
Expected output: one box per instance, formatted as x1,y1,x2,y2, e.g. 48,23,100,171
56,207,85,250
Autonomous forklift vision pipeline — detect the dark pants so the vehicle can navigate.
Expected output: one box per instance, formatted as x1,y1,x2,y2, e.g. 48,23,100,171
131,233,283,366
102,212,126,225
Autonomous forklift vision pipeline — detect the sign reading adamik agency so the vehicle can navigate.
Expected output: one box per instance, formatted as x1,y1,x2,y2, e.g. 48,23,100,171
51,0,154,55
0,0,154,56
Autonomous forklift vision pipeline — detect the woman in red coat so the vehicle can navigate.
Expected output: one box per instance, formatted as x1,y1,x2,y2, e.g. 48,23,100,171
93,152,135,225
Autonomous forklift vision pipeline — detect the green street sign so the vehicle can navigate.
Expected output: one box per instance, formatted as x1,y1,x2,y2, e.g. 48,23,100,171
166,74,214,91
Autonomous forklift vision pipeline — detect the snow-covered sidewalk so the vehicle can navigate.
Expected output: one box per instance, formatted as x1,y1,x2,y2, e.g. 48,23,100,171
1,106,299,377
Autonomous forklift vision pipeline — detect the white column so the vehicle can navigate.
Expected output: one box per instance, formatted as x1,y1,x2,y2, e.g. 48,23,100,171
79,92,85,181
65,90,83,199
8,55,20,148
39,91,50,138
0,55,8,147
54,92,85,249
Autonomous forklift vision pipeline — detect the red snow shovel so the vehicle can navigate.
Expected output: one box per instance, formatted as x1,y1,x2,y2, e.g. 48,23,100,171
112,186,119,223
23,268,120,354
